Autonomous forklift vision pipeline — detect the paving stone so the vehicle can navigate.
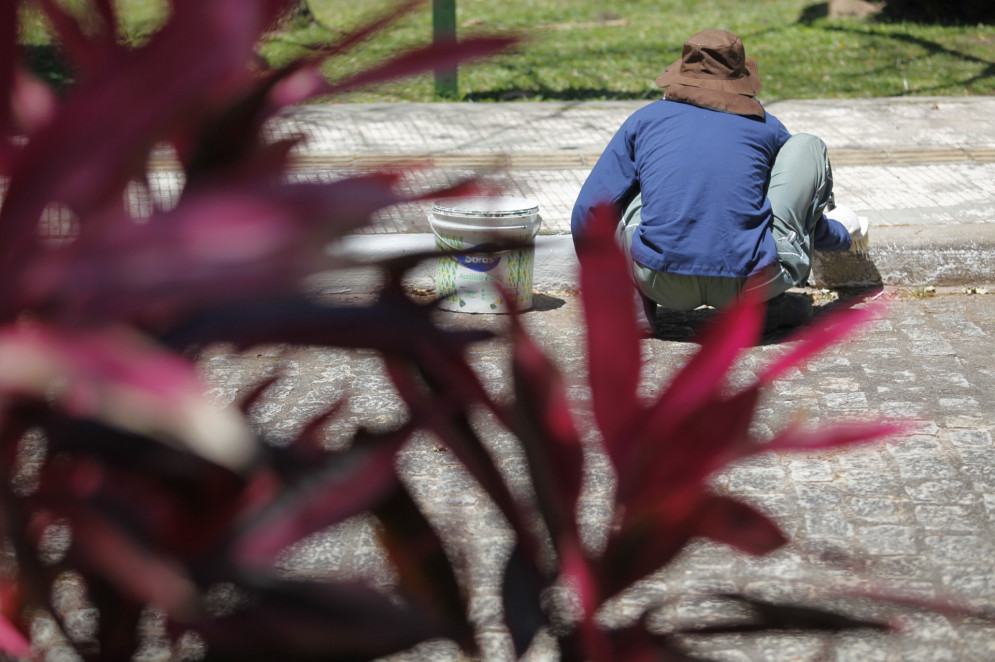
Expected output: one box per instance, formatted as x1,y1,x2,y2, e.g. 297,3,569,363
905,480,976,505
726,466,788,493
844,469,902,498
837,450,889,472
938,397,981,412
848,496,902,521
823,391,870,411
805,511,854,538
885,435,944,457
796,483,845,510
960,465,995,490
894,455,959,480
948,429,994,448
924,535,993,565
913,504,978,532
789,459,835,482
858,525,918,556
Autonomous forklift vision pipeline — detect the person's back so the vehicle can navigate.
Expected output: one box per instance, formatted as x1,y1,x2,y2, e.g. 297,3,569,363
607,99,791,279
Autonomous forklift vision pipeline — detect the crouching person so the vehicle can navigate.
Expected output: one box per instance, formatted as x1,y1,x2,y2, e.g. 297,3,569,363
571,29,867,332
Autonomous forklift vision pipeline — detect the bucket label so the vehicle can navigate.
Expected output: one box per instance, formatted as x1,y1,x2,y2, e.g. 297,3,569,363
432,224,538,314
456,249,501,273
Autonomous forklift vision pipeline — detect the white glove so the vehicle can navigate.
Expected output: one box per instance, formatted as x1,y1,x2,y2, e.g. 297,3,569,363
826,203,869,240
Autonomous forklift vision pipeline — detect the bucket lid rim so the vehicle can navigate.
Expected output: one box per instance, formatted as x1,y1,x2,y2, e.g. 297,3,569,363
432,196,539,218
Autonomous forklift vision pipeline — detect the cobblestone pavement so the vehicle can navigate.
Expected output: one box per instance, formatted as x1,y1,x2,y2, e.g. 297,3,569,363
198,287,995,662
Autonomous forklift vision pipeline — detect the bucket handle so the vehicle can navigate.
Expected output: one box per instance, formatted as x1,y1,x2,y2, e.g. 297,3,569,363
432,226,539,255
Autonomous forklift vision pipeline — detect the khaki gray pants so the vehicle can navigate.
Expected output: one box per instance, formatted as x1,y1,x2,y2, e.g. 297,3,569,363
618,133,833,310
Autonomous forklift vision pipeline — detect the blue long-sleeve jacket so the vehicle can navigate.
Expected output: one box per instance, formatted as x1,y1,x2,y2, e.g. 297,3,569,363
572,100,851,278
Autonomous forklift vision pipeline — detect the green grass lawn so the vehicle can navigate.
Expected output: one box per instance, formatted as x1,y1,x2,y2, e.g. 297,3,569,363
19,0,995,102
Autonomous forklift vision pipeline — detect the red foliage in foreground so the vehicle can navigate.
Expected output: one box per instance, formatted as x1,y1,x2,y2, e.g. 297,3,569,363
1,2,915,660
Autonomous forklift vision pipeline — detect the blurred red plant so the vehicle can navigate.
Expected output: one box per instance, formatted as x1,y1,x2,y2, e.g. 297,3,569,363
2,1,515,659
0,1,918,661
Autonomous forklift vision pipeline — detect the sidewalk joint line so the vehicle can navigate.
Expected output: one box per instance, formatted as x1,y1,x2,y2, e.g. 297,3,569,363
148,147,995,172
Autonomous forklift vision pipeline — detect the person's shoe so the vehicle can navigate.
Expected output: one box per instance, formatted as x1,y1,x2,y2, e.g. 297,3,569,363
764,293,813,331
634,289,657,336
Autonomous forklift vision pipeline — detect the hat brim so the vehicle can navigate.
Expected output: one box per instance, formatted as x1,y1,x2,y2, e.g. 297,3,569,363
662,83,765,118
656,56,761,96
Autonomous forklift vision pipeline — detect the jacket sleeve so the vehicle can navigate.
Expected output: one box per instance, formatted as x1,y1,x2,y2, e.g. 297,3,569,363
570,117,641,240
812,214,853,252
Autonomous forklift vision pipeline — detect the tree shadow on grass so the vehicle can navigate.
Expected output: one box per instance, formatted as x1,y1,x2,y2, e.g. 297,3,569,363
798,0,993,25
794,5,995,94
838,27,993,94
462,86,660,102
20,44,75,93
798,2,831,24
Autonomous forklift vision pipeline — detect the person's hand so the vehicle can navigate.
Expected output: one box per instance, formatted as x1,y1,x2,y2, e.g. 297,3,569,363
827,203,869,240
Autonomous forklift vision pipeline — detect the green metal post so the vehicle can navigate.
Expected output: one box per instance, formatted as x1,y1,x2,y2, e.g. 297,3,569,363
432,0,457,99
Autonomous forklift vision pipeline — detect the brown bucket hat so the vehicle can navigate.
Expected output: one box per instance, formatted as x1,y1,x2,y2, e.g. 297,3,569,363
656,30,763,117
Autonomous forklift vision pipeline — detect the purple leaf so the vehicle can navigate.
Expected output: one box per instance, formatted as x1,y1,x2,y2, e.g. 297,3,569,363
627,387,761,508
84,577,146,661
287,404,348,463
613,281,766,486
231,431,408,566
758,300,881,385
236,375,282,417
562,620,710,662
0,616,31,660
502,543,547,657
693,495,787,556
509,311,585,553
680,594,892,633
375,482,475,651
560,545,613,662
764,419,910,453
56,504,198,615
262,0,425,108
0,0,280,279
286,0,425,67
35,0,118,75
0,580,31,660
0,324,257,472
507,305,612,656
8,69,58,137
33,450,235,561
17,175,397,322
381,346,532,540
385,356,540,549
643,279,765,423
15,175,485,331
0,0,18,144
597,496,699,598
385,350,552,655
574,203,644,462
187,574,456,661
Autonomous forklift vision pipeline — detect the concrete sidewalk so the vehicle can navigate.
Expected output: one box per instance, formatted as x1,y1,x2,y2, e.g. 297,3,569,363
267,96,995,291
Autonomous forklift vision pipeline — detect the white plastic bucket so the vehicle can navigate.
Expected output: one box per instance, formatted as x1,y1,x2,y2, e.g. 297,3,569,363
429,196,542,313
